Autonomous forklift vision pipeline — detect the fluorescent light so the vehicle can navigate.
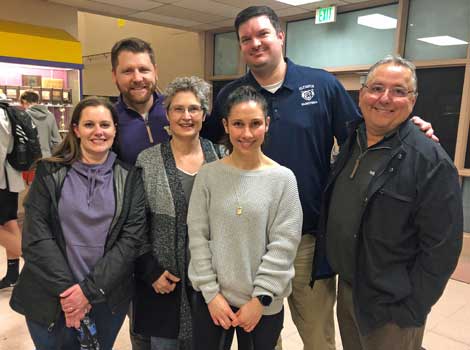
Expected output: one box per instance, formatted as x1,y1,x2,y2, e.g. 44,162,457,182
275,0,322,5
357,14,397,30
417,36,468,46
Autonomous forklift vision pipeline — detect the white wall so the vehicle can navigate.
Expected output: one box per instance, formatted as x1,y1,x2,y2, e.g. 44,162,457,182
79,12,205,96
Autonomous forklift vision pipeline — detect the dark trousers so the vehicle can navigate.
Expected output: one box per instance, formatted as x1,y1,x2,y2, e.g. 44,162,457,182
337,279,425,350
26,302,127,350
191,291,283,350
129,302,151,350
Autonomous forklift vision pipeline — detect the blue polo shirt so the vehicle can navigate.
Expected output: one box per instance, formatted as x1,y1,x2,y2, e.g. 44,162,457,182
202,58,361,235
115,92,169,165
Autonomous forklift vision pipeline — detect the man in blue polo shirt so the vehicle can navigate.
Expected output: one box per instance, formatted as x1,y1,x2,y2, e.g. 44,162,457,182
111,37,169,165
202,6,357,349
201,6,435,350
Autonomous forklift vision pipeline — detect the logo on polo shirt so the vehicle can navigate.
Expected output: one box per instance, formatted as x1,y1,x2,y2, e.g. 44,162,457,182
299,84,318,106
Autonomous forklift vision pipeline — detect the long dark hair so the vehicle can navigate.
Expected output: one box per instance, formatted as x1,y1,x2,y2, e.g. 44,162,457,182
46,97,119,165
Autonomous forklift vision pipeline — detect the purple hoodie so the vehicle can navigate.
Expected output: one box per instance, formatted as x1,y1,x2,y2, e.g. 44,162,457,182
58,152,117,282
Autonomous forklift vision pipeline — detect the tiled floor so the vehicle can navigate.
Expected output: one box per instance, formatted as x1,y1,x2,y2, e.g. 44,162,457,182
1,251,469,350
1,188,469,349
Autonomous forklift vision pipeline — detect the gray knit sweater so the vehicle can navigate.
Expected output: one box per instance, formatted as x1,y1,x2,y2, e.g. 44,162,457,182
188,160,302,315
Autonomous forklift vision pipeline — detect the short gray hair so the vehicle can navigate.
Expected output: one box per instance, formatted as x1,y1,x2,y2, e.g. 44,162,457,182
366,55,418,93
163,76,211,113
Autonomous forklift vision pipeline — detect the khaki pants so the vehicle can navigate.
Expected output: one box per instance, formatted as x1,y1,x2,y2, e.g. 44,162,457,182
287,234,336,350
337,279,425,350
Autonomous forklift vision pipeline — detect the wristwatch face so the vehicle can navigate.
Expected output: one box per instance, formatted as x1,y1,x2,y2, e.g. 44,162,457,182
257,295,272,306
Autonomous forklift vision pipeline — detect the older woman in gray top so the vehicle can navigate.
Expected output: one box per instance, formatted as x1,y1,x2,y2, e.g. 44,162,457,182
133,76,224,350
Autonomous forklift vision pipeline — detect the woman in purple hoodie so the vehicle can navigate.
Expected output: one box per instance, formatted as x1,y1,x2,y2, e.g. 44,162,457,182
10,97,147,350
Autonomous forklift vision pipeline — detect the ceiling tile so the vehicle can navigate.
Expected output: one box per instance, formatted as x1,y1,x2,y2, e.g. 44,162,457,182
174,0,242,17
150,0,184,3
190,23,224,31
299,0,348,11
214,0,289,11
275,6,311,17
50,0,135,16
130,10,203,27
148,4,227,23
209,18,236,28
94,0,164,11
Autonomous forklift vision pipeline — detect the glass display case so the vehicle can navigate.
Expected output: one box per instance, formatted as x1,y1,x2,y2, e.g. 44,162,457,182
0,61,81,134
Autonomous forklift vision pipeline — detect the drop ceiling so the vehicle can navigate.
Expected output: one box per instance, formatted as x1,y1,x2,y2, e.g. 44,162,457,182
46,0,373,32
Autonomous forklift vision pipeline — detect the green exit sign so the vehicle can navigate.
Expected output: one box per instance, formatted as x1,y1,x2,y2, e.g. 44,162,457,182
315,6,337,24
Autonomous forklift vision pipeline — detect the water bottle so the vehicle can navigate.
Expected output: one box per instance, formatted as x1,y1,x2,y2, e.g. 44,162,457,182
16,142,28,168
77,315,100,350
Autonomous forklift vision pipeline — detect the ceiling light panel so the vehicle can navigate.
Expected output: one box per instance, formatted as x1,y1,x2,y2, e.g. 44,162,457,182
357,14,397,29
417,35,468,46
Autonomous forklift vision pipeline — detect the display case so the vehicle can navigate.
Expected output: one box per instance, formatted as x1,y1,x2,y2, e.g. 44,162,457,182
41,88,52,103
6,86,19,101
0,61,81,133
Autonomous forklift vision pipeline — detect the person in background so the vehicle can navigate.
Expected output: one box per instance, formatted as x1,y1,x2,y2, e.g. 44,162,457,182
189,86,302,350
0,93,23,290
201,6,438,350
319,55,462,350
20,90,61,158
111,37,170,165
111,37,170,350
10,97,147,350
133,76,225,350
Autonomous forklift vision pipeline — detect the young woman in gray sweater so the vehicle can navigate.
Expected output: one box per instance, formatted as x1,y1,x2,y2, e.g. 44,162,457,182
188,86,302,350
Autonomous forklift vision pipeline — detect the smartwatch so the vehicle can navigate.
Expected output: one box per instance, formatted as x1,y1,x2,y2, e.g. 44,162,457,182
256,295,273,307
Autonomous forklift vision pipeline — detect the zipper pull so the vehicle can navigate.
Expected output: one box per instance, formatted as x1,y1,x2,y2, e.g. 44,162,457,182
146,124,154,144
350,157,361,179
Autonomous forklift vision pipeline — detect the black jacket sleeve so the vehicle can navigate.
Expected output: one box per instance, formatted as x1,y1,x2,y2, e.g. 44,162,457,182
22,162,75,296
390,159,463,325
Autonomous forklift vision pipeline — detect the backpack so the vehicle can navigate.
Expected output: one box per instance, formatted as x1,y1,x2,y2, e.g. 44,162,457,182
0,102,42,171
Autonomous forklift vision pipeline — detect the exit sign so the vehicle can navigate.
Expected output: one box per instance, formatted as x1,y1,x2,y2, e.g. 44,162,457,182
315,6,337,24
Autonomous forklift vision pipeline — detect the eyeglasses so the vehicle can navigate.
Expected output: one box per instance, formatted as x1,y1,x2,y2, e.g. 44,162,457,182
362,84,416,98
169,105,203,116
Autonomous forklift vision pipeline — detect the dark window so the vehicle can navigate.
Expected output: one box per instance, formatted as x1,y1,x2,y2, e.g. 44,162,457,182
347,90,359,106
212,80,234,110
412,67,465,160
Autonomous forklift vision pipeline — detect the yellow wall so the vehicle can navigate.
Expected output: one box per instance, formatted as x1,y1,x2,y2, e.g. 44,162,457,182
0,20,82,64
79,12,205,96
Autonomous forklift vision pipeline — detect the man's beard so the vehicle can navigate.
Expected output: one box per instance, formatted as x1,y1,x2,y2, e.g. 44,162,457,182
117,80,156,108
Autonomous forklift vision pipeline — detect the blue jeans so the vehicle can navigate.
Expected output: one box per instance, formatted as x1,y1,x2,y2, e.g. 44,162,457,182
151,336,178,350
26,302,127,350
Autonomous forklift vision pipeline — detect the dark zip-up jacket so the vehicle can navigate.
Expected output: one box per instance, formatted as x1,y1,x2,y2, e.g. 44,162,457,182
10,158,147,328
316,118,463,334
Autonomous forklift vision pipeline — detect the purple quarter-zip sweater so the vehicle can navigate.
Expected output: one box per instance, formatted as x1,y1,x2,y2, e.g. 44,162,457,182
58,152,116,282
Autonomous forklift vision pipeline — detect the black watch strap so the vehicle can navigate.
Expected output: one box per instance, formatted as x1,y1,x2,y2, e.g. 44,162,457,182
256,295,272,307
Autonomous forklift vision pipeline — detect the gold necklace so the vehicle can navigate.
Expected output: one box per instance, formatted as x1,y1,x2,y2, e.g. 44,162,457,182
233,174,246,216
234,180,243,216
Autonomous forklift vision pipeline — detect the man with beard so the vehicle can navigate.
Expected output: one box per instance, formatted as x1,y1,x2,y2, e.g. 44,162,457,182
111,37,169,165
111,37,169,350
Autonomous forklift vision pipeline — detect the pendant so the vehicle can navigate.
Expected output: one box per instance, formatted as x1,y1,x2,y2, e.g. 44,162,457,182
236,206,243,216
